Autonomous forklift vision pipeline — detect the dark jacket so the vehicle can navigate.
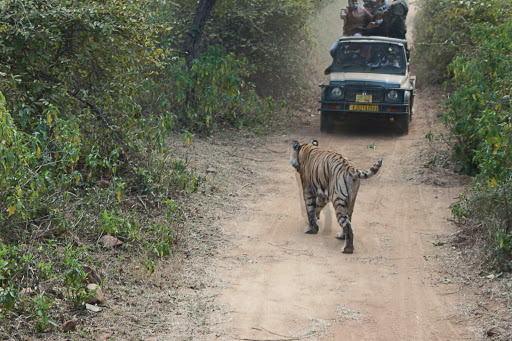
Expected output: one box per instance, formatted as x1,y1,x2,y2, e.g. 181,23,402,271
362,22,387,36
386,0,408,38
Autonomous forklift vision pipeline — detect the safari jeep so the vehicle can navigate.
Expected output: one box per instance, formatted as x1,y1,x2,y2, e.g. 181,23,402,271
320,36,415,134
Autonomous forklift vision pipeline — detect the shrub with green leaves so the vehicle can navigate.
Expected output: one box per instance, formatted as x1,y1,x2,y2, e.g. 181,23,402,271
163,46,276,133
33,294,58,332
413,0,509,84
443,21,512,174
416,0,512,268
0,242,59,331
210,0,318,99
152,0,319,100
0,1,196,334
62,244,92,309
0,0,163,138
444,21,512,269
0,244,21,312
0,94,82,233
0,0,325,336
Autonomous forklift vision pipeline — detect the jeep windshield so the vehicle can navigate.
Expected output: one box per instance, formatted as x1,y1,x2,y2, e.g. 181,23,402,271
330,42,406,75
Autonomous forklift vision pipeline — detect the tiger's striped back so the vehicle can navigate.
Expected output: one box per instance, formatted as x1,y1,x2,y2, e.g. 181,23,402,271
291,141,382,190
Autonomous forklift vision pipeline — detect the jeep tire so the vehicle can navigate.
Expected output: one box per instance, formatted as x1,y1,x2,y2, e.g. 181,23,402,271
395,113,410,135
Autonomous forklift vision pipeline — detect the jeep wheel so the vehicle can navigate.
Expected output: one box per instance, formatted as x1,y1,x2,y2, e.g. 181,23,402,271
320,111,334,132
395,114,410,135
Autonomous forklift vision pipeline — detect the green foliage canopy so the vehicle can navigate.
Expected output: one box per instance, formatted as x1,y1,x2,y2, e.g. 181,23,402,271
0,0,162,124
0,0,323,335
413,0,509,83
415,0,512,269
0,0,167,229
444,21,512,179
153,0,319,99
210,0,317,97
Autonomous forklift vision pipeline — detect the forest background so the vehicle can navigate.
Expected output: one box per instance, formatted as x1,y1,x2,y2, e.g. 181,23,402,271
0,0,510,337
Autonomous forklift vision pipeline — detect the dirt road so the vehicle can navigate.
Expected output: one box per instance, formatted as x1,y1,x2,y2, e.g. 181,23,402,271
111,2,510,340
208,82,476,340
198,2,477,341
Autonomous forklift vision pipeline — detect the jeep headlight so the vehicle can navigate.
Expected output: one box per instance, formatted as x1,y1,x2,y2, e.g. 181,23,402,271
331,87,343,98
386,90,399,102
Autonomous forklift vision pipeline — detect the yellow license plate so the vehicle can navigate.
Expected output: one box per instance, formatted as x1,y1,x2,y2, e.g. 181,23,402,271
356,94,372,103
349,104,379,112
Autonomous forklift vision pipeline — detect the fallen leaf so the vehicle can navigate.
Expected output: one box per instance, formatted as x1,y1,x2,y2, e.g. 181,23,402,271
100,235,123,248
487,327,506,336
85,303,102,312
59,318,78,332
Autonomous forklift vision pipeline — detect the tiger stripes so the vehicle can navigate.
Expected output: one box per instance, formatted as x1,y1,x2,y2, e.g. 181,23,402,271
290,140,382,254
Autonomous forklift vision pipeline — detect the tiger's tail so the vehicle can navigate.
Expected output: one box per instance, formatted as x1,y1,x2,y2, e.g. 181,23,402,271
352,159,383,179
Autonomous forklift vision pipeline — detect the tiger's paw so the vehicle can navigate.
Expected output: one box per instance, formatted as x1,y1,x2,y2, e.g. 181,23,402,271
304,226,319,234
342,247,354,254
336,232,345,240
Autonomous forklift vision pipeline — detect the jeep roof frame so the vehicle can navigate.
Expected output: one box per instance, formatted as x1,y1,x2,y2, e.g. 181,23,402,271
337,36,407,46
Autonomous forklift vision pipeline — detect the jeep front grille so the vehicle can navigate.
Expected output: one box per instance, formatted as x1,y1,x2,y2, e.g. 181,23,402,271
345,88,384,103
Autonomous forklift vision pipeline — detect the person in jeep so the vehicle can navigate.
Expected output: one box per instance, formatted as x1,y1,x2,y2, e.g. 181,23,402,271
385,0,409,39
340,0,373,36
375,0,390,13
362,10,387,36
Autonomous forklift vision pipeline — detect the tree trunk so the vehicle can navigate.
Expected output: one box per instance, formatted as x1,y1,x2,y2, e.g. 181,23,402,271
183,0,217,69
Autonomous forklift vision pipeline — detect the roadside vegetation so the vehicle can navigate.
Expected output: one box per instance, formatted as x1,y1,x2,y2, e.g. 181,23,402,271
0,0,322,337
414,0,512,270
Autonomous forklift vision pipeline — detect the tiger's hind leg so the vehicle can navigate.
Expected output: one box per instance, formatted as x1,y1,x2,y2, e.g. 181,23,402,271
304,190,319,234
337,214,354,254
315,189,329,220
335,211,352,240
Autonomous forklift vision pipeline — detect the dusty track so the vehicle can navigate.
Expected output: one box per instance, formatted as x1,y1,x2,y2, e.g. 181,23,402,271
147,2,493,340
208,84,476,340
200,2,477,340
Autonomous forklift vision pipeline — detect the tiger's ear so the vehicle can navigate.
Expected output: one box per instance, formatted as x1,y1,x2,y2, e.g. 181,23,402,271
292,140,300,150
312,140,319,146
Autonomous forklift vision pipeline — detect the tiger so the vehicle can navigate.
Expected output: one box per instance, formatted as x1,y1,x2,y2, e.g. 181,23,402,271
290,139,382,254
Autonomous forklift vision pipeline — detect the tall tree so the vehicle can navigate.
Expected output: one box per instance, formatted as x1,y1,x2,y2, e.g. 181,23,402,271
183,0,217,68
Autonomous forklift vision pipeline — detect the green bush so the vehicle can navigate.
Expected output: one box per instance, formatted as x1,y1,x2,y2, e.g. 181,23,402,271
413,0,508,84
163,46,276,134
62,244,93,309
0,244,21,312
416,0,512,269
0,242,59,331
34,294,58,332
99,209,139,241
442,21,512,175
210,0,317,99
0,95,82,233
152,0,319,101
438,19,511,268
0,0,324,336
457,182,512,270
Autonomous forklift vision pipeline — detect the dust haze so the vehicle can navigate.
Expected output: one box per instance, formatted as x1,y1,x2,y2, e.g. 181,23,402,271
310,0,348,80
